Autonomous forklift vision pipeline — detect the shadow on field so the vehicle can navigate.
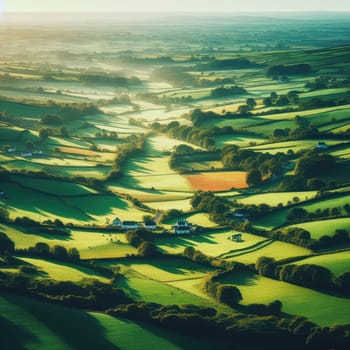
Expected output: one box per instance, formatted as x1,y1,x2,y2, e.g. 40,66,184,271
115,275,141,299
224,272,259,287
76,194,129,216
3,294,121,350
131,319,233,350
0,315,37,350
157,234,218,251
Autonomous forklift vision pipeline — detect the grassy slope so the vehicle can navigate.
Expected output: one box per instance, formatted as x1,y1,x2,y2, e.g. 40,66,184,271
282,217,350,239
294,251,350,276
220,272,350,326
0,293,223,350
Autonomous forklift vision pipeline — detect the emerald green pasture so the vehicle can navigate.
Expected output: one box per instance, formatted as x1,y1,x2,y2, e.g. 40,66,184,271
11,175,97,196
0,126,40,143
107,183,193,202
294,251,350,276
235,191,317,206
253,193,350,229
257,104,350,121
0,224,137,259
0,293,221,350
146,198,193,211
99,257,213,282
282,217,350,239
147,135,203,153
0,100,56,117
176,160,223,171
246,120,295,137
247,139,343,154
215,134,266,148
201,116,262,129
222,241,311,264
219,271,350,326
117,274,210,306
1,158,112,179
119,155,192,192
17,257,109,282
0,180,146,225
156,230,266,257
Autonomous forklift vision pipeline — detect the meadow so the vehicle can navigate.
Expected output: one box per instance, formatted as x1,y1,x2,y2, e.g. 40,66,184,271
219,271,350,326
0,13,349,349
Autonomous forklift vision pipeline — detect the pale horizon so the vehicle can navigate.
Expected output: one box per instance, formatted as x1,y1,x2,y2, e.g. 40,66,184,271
3,0,350,13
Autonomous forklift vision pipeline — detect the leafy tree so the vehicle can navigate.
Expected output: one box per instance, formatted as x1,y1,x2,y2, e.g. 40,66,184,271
39,127,52,140
34,242,50,257
246,98,256,109
138,241,159,257
0,208,9,222
25,141,35,152
60,126,69,138
0,232,15,254
246,169,262,187
68,247,80,262
237,104,251,115
51,245,68,260
216,284,242,307
295,153,336,178
286,207,308,222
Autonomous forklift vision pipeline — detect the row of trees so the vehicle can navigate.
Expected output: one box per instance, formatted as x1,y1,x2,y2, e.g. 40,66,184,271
272,225,350,249
286,204,349,224
16,242,80,263
107,135,146,180
0,272,132,311
256,257,350,294
107,293,350,349
126,229,159,257
222,145,285,183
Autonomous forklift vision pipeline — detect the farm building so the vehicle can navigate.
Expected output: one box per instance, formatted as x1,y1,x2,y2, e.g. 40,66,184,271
112,217,122,227
121,221,140,230
230,209,250,222
173,220,192,235
143,220,157,230
316,141,328,150
230,233,243,242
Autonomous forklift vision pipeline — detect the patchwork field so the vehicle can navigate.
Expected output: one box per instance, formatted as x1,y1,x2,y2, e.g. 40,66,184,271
0,294,224,350
220,271,350,326
185,171,247,191
0,14,350,350
294,251,350,276
282,217,350,239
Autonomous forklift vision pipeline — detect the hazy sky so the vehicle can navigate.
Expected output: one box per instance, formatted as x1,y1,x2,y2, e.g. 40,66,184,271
4,0,350,12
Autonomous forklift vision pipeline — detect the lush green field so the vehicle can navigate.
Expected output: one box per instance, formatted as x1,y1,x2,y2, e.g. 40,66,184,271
0,180,147,225
223,240,311,264
99,257,213,282
282,217,350,239
0,224,137,259
1,17,350,347
146,198,193,211
235,191,318,206
117,274,211,306
220,272,350,326
156,230,267,257
215,134,266,148
11,176,98,196
247,139,344,154
0,293,224,350
294,251,350,276
16,257,109,282
253,193,350,229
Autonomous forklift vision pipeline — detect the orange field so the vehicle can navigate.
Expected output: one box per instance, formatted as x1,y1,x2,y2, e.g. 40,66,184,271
58,147,99,156
185,171,247,191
